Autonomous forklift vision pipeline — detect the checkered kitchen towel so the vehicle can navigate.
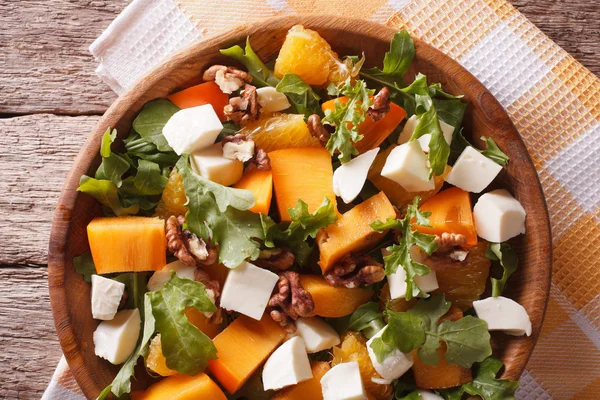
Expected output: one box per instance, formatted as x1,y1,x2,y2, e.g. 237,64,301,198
44,0,600,398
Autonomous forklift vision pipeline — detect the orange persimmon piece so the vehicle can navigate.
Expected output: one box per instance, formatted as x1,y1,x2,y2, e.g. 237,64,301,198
317,191,396,273
168,81,229,121
233,166,273,215
322,97,406,153
207,315,285,394
272,361,331,400
131,373,227,400
270,147,336,222
415,187,478,246
87,216,166,274
412,343,472,389
299,275,373,318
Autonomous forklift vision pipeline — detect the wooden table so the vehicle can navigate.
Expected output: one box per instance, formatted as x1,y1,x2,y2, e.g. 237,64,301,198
0,1,597,398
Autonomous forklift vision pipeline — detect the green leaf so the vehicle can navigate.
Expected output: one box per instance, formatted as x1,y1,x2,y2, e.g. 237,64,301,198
480,136,510,166
433,99,467,137
449,128,471,165
370,197,437,300
361,30,415,89
124,131,179,166
411,294,451,365
276,73,321,117
437,316,492,368
77,176,140,216
348,302,385,339
133,159,169,195
221,37,280,87
113,272,149,317
413,102,449,178
400,73,429,97
148,272,217,375
462,357,519,400
72,253,96,283
285,197,338,240
486,243,519,297
369,334,400,363
383,311,426,353
428,83,463,100
180,156,264,267
100,128,116,158
323,78,374,163
95,129,130,188
132,99,179,152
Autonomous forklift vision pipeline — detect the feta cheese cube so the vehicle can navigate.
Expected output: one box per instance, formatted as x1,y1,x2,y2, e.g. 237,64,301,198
321,362,367,400
295,317,341,353
147,261,196,292
220,261,279,320
91,275,125,320
445,146,502,193
418,390,445,400
366,326,413,380
94,309,141,364
333,148,379,204
256,87,292,113
191,143,243,186
473,296,532,336
162,104,223,155
398,115,454,152
385,247,439,300
381,141,435,192
262,336,313,391
473,189,526,242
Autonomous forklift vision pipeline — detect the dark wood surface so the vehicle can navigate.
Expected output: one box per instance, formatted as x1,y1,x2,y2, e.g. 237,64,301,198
0,1,597,398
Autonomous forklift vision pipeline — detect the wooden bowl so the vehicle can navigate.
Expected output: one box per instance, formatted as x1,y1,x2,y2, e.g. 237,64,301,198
48,15,552,398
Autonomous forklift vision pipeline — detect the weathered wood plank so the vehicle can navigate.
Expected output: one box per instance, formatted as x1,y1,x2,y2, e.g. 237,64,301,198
0,0,129,114
0,114,100,265
0,266,62,400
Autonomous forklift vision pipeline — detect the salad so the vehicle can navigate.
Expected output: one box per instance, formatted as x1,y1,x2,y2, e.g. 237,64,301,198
77,25,529,400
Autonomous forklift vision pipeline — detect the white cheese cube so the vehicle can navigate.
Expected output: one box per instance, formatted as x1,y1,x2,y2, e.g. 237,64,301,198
381,141,435,192
147,261,196,292
333,148,379,204
93,309,141,364
398,115,454,152
321,362,367,400
384,247,439,300
473,189,526,242
366,326,413,380
91,275,125,320
256,87,292,113
445,146,502,193
162,104,223,155
191,143,243,186
473,296,532,336
418,390,445,400
262,336,313,391
295,317,341,353
220,261,279,320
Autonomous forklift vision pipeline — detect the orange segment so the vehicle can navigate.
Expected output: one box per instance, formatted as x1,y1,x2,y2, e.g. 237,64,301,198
241,113,321,153
146,335,176,377
155,167,188,219
415,187,478,246
412,343,472,389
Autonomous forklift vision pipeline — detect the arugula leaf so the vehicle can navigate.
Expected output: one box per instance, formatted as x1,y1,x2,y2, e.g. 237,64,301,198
370,294,491,368
370,197,438,300
428,83,463,100
133,159,169,195
347,302,385,339
480,136,510,166
95,129,130,187
221,37,280,87
323,78,374,163
433,99,467,136
485,243,519,297
415,105,449,178
180,156,264,267
462,357,519,400
132,99,179,152
100,128,116,158
361,30,415,89
148,272,217,374
449,128,472,165
77,176,140,216
72,253,96,283
276,73,321,117
113,272,149,317
394,382,422,400
124,131,179,166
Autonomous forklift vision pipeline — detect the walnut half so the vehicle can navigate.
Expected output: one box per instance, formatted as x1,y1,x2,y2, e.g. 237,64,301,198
165,215,218,267
324,254,386,288
268,271,315,333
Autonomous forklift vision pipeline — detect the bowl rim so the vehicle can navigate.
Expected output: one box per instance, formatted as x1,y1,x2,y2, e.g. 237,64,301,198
48,15,552,398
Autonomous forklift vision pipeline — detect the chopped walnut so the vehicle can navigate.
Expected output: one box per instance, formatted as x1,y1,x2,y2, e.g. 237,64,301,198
224,84,260,127
254,247,295,271
449,248,469,262
221,134,256,162
367,87,391,121
307,114,332,146
194,267,223,324
248,147,271,171
165,215,218,267
434,232,467,252
203,65,252,94
324,254,386,289
268,271,315,333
